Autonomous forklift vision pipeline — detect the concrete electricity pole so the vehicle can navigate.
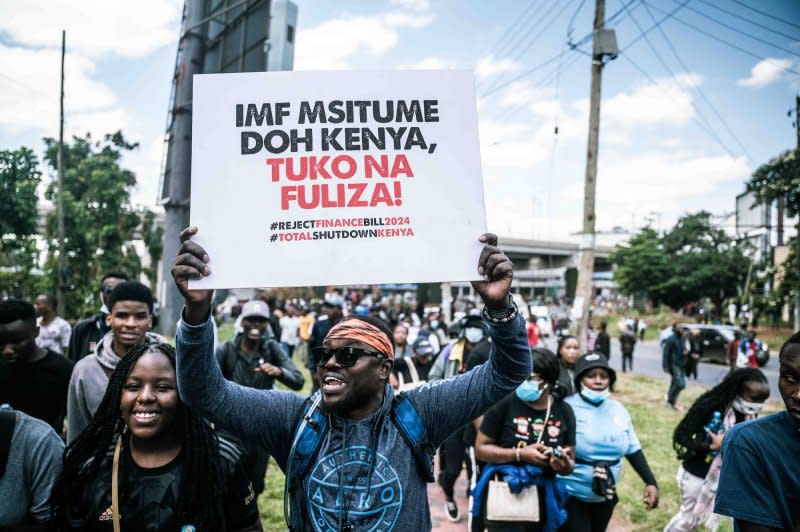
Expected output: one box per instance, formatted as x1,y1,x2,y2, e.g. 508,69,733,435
794,95,799,331
56,30,66,317
575,0,616,351
159,0,205,336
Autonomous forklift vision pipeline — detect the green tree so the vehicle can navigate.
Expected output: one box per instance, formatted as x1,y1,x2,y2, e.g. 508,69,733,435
42,132,145,318
0,147,43,298
660,211,750,311
610,227,671,306
745,148,800,310
611,212,750,311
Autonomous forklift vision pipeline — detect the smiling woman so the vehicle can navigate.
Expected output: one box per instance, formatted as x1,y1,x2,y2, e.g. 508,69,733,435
52,343,263,532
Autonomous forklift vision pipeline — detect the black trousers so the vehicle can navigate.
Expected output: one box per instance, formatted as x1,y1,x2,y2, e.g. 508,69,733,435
440,427,471,500
559,497,617,532
622,352,633,372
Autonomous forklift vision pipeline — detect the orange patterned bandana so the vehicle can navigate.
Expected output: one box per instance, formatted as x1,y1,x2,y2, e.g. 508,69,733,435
326,320,394,359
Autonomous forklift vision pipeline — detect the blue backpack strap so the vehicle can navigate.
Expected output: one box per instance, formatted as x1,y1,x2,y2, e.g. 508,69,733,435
284,392,328,529
391,393,435,482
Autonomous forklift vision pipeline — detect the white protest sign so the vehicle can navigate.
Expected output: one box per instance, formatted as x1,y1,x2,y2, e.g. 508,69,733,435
189,70,487,289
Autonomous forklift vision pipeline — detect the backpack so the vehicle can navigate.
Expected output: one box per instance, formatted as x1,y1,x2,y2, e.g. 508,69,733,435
282,392,434,529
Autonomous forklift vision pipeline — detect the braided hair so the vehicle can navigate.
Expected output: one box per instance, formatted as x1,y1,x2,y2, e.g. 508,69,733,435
672,367,767,461
52,342,228,530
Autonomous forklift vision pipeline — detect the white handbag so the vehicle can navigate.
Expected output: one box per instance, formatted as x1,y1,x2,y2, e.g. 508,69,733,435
486,479,539,521
485,397,552,523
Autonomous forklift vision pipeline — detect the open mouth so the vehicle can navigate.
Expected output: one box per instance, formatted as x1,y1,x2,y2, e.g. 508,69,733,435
322,374,347,394
132,411,160,424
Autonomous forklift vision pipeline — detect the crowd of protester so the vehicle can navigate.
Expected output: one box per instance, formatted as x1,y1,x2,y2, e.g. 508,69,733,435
0,231,798,531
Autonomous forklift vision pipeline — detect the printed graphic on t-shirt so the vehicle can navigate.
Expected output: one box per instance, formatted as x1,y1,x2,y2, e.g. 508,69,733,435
307,445,402,532
513,416,563,445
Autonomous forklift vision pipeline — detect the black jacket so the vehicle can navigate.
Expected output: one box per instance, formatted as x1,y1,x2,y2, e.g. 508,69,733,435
215,335,305,391
66,314,108,363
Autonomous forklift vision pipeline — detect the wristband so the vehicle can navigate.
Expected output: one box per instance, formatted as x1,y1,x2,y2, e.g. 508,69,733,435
515,447,521,463
482,296,518,324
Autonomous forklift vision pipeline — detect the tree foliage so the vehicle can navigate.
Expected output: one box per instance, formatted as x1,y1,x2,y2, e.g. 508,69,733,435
611,212,750,310
0,147,43,298
42,132,145,317
745,148,800,309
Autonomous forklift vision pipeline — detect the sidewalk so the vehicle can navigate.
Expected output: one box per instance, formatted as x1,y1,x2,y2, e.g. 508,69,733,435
429,465,471,531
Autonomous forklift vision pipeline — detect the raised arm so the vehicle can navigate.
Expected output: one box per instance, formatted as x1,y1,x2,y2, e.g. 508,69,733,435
406,233,531,446
172,227,303,463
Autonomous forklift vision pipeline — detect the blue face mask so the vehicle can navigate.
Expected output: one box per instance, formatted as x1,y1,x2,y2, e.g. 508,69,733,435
515,380,545,402
430,320,439,330
581,387,610,404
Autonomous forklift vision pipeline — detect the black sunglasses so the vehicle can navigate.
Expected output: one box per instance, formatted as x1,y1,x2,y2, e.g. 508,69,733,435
311,346,386,368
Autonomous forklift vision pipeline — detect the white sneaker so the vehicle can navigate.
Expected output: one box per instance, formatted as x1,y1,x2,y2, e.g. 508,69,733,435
444,500,461,522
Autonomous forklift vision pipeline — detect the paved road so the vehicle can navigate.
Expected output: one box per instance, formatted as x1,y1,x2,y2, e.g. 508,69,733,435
540,336,782,401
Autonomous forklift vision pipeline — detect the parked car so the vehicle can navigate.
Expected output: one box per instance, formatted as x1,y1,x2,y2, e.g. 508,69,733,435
679,323,769,367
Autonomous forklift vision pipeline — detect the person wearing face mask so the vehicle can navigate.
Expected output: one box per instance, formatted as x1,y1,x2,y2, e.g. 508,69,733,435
554,335,580,398
665,368,769,531
474,347,574,531
560,352,659,532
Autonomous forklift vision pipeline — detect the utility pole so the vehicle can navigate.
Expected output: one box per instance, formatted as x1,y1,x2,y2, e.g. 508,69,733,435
56,30,66,317
794,95,799,331
159,0,205,336
575,0,615,351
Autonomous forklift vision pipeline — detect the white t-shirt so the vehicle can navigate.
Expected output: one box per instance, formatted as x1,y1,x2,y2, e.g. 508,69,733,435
280,315,300,346
35,316,71,355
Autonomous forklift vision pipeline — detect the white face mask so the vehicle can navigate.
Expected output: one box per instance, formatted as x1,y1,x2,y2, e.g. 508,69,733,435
581,387,610,404
463,327,485,344
732,396,764,416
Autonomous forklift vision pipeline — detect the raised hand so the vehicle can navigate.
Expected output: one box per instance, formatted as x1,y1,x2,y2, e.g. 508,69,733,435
171,227,214,324
470,233,513,309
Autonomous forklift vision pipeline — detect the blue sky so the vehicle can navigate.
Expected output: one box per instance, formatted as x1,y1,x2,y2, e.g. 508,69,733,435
1,0,798,242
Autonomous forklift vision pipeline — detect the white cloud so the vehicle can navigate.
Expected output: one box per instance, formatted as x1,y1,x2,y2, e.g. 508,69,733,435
0,44,126,136
737,58,794,88
478,119,549,169
603,77,696,127
398,56,457,69
0,0,181,59
476,54,520,80
390,0,430,11
294,12,434,70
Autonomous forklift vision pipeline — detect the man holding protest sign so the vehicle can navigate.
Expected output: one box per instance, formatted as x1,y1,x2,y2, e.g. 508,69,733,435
172,227,530,531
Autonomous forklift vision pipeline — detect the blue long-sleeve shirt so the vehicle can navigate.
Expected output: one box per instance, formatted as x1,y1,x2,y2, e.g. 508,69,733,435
176,312,530,532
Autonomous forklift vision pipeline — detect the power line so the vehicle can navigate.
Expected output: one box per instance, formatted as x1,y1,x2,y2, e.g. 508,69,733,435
619,0,691,53
667,0,800,58
481,50,569,98
730,0,800,32
640,0,755,164
619,2,744,160
567,0,588,40
481,1,575,95
694,0,799,42
481,0,542,62
644,2,800,76
619,52,740,160
503,1,563,62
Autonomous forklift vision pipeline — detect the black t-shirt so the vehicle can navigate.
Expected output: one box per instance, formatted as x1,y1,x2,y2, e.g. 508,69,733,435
68,436,258,531
480,394,575,526
0,348,74,432
481,393,576,451
682,410,746,478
